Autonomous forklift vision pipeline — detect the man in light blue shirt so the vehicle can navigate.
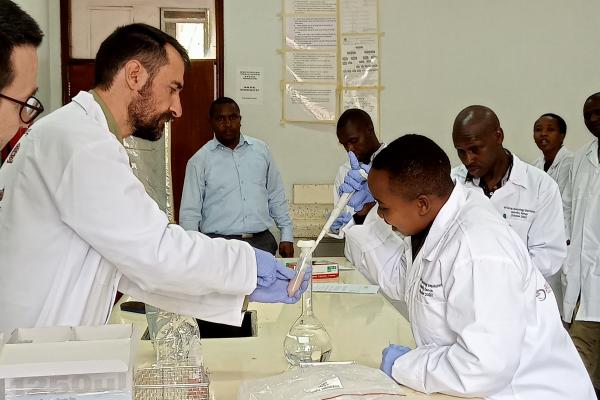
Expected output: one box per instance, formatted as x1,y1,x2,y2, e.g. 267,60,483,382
180,97,294,257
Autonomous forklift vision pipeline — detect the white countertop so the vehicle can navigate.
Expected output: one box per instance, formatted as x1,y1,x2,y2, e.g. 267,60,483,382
109,257,475,400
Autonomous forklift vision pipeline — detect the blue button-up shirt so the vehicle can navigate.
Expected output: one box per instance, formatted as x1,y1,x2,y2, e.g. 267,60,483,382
179,135,293,242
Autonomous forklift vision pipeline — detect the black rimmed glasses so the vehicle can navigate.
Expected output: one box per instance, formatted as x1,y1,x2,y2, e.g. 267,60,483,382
0,93,44,124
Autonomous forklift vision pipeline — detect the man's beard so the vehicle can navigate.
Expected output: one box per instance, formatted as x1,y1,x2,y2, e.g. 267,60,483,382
128,82,173,142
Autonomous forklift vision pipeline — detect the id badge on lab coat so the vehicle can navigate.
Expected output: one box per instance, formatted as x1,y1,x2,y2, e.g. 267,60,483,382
502,206,535,222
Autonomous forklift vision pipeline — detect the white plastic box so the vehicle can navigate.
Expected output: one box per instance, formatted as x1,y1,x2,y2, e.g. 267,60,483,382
0,324,136,400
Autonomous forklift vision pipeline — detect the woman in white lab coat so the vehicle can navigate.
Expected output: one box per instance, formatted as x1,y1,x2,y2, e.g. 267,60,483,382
532,113,574,198
343,134,595,399
531,113,574,316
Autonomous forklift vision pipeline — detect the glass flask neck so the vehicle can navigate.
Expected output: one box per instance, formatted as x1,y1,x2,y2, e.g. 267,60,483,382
299,248,313,316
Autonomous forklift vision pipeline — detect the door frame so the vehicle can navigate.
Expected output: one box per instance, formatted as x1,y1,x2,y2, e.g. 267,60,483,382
59,0,224,104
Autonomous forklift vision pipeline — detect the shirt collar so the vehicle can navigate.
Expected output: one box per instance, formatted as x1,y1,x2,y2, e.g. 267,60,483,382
370,143,386,162
209,133,252,150
420,183,465,262
89,89,122,142
553,146,569,165
464,150,528,194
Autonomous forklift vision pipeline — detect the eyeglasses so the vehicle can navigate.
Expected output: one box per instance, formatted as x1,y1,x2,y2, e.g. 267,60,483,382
0,93,44,124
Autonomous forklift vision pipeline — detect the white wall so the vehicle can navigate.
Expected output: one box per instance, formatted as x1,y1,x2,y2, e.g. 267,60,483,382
14,0,62,114
16,0,600,198
224,0,600,198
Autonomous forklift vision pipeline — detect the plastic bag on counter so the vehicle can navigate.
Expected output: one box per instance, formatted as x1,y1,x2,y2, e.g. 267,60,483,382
236,363,405,400
145,304,203,366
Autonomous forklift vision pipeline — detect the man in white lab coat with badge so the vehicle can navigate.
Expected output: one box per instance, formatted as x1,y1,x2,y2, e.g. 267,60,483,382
451,105,567,310
0,24,308,336
345,134,595,399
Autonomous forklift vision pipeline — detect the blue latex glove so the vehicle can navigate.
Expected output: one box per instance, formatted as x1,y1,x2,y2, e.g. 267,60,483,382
249,266,311,304
330,211,352,234
254,248,294,287
380,344,411,379
338,152,371,195
347,181,375,211
338,152,374,212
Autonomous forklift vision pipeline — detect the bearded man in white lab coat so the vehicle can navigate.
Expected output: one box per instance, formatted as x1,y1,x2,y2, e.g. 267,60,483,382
345,134,595,399
0,23,308,336
451,105,567,312
562,91,600,395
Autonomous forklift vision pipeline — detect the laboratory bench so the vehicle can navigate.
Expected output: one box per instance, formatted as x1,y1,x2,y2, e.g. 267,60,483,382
109,257,475,400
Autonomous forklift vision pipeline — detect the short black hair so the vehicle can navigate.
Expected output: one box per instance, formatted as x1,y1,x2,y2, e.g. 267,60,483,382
0,0,43,91
337,108,374,133
537,113,567,135
209,96,239,117
372,134,454,199
94,23,190,90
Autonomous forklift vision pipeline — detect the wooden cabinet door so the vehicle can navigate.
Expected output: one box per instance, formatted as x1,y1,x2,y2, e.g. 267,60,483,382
171,60,215,222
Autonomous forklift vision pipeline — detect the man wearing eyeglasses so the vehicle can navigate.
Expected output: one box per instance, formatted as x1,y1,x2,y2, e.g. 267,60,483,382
0,0,44,153
179,97,295,258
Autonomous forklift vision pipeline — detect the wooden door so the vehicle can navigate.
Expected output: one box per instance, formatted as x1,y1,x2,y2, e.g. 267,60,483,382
170,61,215,222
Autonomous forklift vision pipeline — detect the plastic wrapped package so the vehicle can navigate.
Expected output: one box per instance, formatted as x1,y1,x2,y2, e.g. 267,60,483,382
236,363,405,400
4,375,131,400
145,305,203,366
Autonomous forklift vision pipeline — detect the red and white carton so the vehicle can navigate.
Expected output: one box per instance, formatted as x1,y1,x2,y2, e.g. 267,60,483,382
286,259,339,279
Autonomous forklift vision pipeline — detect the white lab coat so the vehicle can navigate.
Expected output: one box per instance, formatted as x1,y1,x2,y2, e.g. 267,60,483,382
532,146,574,317
532,146,574,202
562,139,600,323
451,154,566,278
344,183,595,399
329,143,386,239
0,91,257,335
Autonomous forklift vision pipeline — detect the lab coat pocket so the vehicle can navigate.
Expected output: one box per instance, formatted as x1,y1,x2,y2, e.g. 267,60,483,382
413,298,448,345
503,217,530,241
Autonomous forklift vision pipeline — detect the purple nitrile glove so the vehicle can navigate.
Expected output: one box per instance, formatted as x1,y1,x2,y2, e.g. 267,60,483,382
254,248,293,287
347,181,375,212
338,151,371,195
249,266,311,304
330,211,352,234
380,344,411,379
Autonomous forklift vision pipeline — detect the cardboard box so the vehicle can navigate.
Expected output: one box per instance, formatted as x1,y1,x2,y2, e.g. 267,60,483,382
0,324,136,400
286,259,339,280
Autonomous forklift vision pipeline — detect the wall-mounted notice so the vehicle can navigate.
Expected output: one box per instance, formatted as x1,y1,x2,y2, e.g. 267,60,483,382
340,0,378,34
341,35,379,87
342,89,378,132
284,0,336,14
285,51,337,82
237,67,263,104
284,83,337,122
285,16,337,50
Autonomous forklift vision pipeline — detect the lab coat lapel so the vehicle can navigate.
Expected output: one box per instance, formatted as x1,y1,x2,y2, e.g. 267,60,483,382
72,91,112,133
488,154,528,206
550,147,569,172
584,139,599,168
404,185,464,333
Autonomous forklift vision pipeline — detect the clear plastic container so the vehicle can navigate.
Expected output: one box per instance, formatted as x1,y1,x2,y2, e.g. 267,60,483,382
145,305,203,366
283,240,332,365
